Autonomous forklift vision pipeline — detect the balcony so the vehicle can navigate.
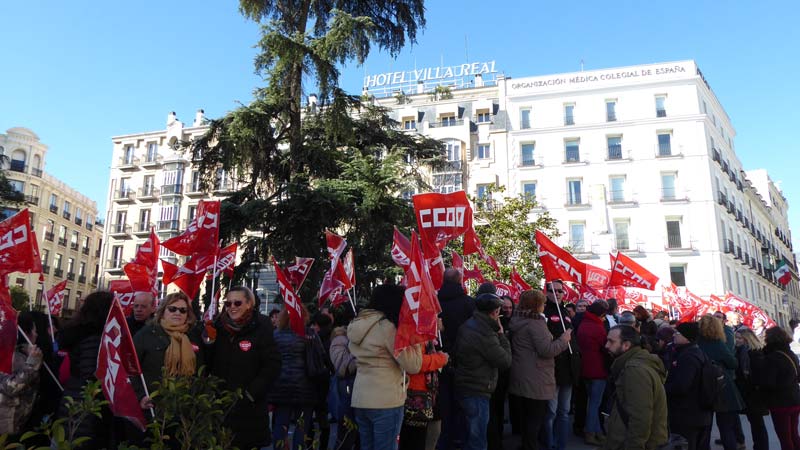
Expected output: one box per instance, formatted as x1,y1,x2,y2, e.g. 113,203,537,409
520,158,538,168
114,189,135,203
606,145,623,160
138,186,160,201
158,220,180,232
161,184,183,196
428,118,464,128
63,211,71,220
665,234,693,251
44,231,54,242
78,275,86,284
57,237,67,247
141,154,163,169
75,217,83,226
724,239,735,254
133,222,154,235
49,204,58,214
712,148,721,163
86,222,94,231
661,188,688,202
70,242,79,251
607,112,617,122
564,115,575,126
656,143,673,157
42,265,50,274
91,276,98,286
106,259,124,273
607,191,636,206
22,195,39,206
656,109,667,118
718,192,727,205
109,223,131,237
82,246,89,255
95,248,101,258
54,268,64,278
185,182,206,197
118,156,140,171
67,272,75,281
565,194,589,208
9,160,26,173
742,252,750,265
564,149,581,163
736,246,743,260
727,201,736,215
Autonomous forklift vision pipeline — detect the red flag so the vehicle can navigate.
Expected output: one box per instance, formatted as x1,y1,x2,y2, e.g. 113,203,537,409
161,259,179,285
724,292,776,328
319,269,345,307
510,267,531,301
273,259,305,337
585,265,612,290
0,288,17,373
451,251,467,291
463,264,486,284
325,230,347,259
391,227,412,271
606,286,628,305
44,280,68,317
325,231,353,290
394,231,441,355
162,200,220,256
286,257,314,290
331,292,350,308
563,282,581,302
463,229,500,276
493,281,515,300
534,231,587,285
0,209,37,276
579,283,605,303
214,243,238,278
109,280,136,316
170,256,209,300
427,253,445,290
29,229,43,274
342,249,356,288
608,252,659,290
413,191,474,259
124,231,160,295
677,305,700,324
96,298,146,431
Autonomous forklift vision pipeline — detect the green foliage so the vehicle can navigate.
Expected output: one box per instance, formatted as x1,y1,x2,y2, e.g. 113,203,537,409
0,155,24,206
430,85,453,101
10,286,30,312
465,185,560,286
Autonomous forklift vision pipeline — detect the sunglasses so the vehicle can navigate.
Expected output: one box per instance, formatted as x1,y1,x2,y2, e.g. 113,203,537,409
224,300,245,308
554,289,565,294
167,306,188,314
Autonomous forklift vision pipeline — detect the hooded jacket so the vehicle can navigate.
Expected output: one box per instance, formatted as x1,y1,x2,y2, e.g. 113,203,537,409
453,311,512,398
266,328,316,406
664,343,713,431
347,309,422,409
508,310,569,400
437,282,475,353
330,327,357,378
577,312,608,380
603,347,668,450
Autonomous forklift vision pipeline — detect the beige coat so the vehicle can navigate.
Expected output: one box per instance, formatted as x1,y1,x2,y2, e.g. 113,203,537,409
508,311,569,400
347,309,422,409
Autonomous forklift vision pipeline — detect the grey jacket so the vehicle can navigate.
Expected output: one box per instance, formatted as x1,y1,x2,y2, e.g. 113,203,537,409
453,311,512,398
508,311,569,400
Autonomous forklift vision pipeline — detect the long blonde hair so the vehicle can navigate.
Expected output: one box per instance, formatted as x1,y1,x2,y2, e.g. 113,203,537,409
698,314,726,341
736,327,764,350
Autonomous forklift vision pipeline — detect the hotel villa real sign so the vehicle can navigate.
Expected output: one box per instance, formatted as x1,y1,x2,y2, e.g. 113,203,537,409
363,61,497,89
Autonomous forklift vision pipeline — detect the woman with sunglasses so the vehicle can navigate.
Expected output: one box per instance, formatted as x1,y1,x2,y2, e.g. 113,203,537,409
133,292,204,410
204,286,281,450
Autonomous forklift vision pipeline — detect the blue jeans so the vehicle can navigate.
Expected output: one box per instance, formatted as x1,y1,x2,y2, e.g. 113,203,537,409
544,384,573,450
272,405,314,450
354,406,404,450
459,396,490,450
585,379,606,434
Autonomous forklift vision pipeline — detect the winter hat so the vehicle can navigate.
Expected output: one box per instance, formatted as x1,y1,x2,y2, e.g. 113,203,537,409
656,326,675,342
675,322,699,342
586,300,608,317
619,311,637,326
475,293,503,312
477,282,498,295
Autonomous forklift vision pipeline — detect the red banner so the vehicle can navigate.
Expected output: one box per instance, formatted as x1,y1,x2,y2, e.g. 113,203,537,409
493,281,515,300
287,257,314,290
109,280,136,316
161,259,179,285
169,256,210,300
413,191,474,259
273,259,305,337
335,248,356,291
213,243,238,278
0,292,17,373
96,298,146,431
29,229,43,274
464,264,486,284
585,265,612,290
0,209,37,277
563,282,581,303
451,251,465,290
45,280,68,316
391,227,412,271
124,230,160,295
394,231,441,355
319,269,345,308
162,200,220,256
535,231,586,285
609,252,659,290
724,292,777,328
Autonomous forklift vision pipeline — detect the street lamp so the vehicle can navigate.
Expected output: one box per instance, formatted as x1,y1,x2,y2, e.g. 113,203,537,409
246,262,263,293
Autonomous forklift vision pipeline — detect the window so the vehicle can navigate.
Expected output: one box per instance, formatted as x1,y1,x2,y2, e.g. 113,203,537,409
606,100,617,122
67,258,74,274
440,114,456,127
565,139,580,163
139,209,151,229
147,142,158,162
54,253,63,269
70,230,79,246
655,95,667,117
79,262,86,277
670,265,687,286
476,184,492,209
666,218,683,248
63,200,71,216
609,176,626,202
614,220,630,250
143,175,155,195
522,182,536,200
521,143,536,166
124,145,135,164
112,246,123,267
564,104,575,125
75,208,82,223
41,249,49,266
702,101,708,114
402,117,416,130
476,143,490,160
444,140,461,162
476,109,491,124
567,179,583,205
9,180,23,193
188,205,197,222
191,171,201,191
657,132,672,156
570,222,585,252
49,194,57,208
520,108,531,129
661,173,676,200
58,225,67,240
607,136,622,160
82,236,90,250
119,178,130,195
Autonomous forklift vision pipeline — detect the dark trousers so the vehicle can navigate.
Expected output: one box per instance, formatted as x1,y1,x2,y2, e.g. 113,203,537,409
437,370,465,450
710,411,740,450
487,371,509,450
400,422,429,450
673,425,711,450
520,398,548,450
572,377,588,434
735,412,769,450
771,406,800,450
508,394,523,435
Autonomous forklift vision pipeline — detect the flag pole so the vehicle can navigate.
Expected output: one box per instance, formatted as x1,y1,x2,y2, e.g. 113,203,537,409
345,290,357,315
17,325,63,392
209,255,218,317
548,282,572,355
139,373,156,417
40,279,56,343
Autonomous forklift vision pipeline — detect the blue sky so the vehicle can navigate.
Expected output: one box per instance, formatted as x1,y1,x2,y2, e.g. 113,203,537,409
1,1,798,249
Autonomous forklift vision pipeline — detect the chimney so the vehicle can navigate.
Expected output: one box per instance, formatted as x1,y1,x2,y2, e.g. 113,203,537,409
417,80,425,94
193,109,205,127
167,111,178,126
474,73,484,88
308,94,318,113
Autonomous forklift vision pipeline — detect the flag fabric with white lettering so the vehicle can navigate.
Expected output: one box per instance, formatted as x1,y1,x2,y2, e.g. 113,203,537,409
286,257,314,290
162,200,220,256
96,298,146,431
534,231,586,285
0,285,17,373
394,231,441,355
214,243,238,278
109,280,136,316
0,209,37,277
413,191,474,259
274,259,305,337
608,251,659,291
44,280,68,316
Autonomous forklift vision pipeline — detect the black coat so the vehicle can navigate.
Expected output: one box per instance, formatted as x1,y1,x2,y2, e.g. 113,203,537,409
132,323,205,397
126,315,148,338
453,311,512,398
544,300,576,386
756,344,800,409
734,345,768,415
266,329,316,407
438,282,475,354
207,313,282,449
664,343,713,430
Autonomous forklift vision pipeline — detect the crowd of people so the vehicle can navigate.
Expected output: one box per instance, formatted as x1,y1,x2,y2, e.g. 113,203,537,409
2,269,800,450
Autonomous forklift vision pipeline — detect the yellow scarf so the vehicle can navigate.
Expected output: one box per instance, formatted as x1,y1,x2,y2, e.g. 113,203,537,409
159,319,196,377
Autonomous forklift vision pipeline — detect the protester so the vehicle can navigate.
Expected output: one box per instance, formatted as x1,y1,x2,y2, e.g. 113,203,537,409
348,284,423,450
634,305,658,352
399,341,448,450
726,311,744,331
205,286,281,450
508,290,571,450
603,325,668,450
269,308,281,328
733,327,769,450
268,309,317,450
618,311,637,329
330,323,359,450
605,299,619,330
655,326,675,371
488,295,514,450
542,280,576,450
577,299,608,446
56,290,114,448
22,311,63,439
564,303,576,319
697,314,744,450
572,299,589,333
664,322,713,450
752,318,767,342
0,312,43,436
133,292,203,401
126,291,156,337
437,268,474,450
757,326,800,450
310,311,334,449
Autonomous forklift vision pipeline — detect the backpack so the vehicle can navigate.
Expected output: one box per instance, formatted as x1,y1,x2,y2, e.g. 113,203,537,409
696,352,726,411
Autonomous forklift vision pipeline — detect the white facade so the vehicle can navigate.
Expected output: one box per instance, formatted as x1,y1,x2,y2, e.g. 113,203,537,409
371,60,799,325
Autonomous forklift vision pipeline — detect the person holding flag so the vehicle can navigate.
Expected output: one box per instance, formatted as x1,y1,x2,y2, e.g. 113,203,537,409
347,284,423,450
0,312,43,437
204,286,281,450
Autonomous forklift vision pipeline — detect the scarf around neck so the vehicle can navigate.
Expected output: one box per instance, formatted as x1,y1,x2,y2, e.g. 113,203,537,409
222,308,254,337
159,319,196,377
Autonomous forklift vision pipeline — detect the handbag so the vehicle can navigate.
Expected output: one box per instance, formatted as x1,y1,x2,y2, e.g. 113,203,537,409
305,333,331,378
404,390,434,427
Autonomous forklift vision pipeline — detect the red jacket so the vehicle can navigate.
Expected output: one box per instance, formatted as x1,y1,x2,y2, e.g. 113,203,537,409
577,313,608,379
